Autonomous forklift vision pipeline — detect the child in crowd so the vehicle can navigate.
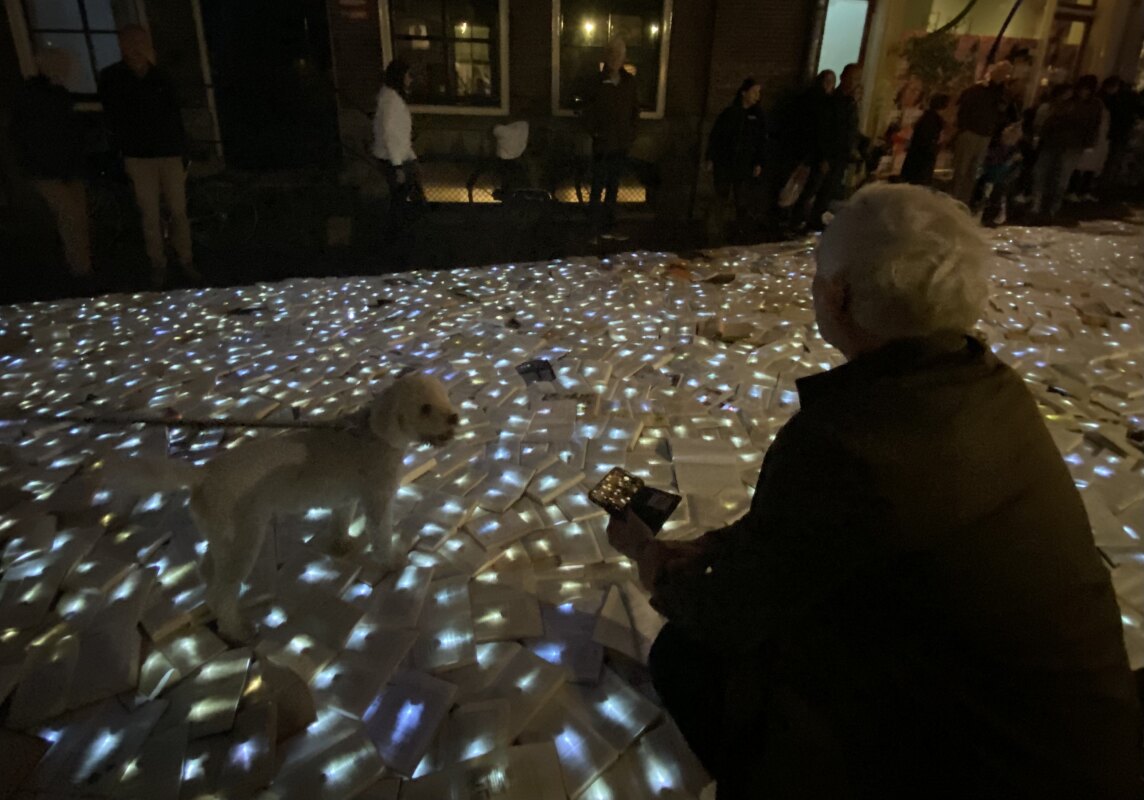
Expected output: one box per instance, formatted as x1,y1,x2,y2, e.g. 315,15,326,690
980,121,1024,226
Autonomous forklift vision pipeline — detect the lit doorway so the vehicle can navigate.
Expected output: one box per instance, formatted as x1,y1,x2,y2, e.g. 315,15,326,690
817,0,874,78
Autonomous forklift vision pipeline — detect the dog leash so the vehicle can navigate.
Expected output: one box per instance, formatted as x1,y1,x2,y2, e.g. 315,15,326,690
0,411,354,432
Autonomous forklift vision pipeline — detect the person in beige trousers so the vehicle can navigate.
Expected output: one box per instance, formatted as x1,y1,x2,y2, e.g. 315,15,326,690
98,25,197,287
11,48,92,281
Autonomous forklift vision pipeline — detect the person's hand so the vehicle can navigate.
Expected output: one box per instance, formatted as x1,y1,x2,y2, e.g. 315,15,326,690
606,507,655,560
704,161,714,173
395,167,406,185
753,164,762,178
819,160,831,174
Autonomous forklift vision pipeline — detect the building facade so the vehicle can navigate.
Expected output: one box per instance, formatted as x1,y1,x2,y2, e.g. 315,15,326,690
2,0,821,220
3,0,1142,220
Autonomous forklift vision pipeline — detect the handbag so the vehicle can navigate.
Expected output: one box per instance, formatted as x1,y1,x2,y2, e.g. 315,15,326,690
778,164,811,208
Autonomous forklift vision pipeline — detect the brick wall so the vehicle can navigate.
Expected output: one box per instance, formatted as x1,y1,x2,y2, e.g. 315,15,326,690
705,0,818,115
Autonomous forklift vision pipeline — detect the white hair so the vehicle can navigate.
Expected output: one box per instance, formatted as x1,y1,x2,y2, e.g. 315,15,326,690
816,183,990,339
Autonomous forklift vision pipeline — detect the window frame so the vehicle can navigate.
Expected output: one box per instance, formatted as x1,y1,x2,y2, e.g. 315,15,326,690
550,0,674,120
378,0,510,116
6,0,149,106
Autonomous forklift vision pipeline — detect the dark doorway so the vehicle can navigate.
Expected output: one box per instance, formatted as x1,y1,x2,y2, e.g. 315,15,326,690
200,0,339,169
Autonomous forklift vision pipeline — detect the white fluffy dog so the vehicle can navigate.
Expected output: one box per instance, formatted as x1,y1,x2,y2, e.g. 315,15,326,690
108,373,458,641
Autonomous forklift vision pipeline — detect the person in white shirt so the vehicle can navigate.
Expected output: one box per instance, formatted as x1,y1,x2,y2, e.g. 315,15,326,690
373,60,425,211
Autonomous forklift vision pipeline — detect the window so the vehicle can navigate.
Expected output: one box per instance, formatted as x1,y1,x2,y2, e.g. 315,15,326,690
15,0,144,94
552,0,673,118
380,0,509,114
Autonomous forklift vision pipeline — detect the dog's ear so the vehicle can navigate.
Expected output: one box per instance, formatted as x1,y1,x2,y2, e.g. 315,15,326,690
369,383,409,447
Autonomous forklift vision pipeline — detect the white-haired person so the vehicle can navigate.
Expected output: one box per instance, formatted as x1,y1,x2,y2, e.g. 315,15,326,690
608,184,1140,798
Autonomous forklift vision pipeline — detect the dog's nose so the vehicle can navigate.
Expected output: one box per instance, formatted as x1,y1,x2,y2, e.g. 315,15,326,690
447,413,459,426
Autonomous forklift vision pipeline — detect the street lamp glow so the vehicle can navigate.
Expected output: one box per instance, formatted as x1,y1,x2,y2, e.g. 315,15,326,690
583,18,596,36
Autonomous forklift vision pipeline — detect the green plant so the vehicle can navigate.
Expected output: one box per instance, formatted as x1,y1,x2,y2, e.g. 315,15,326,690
898,30,974,95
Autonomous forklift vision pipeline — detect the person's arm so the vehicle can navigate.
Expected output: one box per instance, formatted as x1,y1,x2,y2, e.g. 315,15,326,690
630,75,640,130
582,77,602,139
754,110,768,174
644,422,896,658
706,108,729,166
97,69,124,146
155,68,188,157
814,99,833,166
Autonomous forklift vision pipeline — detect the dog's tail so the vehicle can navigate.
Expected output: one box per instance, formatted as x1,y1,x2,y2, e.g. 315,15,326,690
97,453,204,494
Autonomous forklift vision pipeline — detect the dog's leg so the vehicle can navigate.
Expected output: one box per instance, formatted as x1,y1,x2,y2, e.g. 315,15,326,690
364,491,402,572
329,500,360,556
206,507,269,642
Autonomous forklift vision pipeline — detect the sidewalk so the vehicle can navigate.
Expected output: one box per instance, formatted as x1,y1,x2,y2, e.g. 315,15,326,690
0,187,708,304
0,177,1136,305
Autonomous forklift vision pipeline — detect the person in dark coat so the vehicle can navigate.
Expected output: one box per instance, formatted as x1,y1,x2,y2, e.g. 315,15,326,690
705,78,767,241
951,61,1016,204
10,48,92,279
607,183,1140,799
1031,74,1105,221
797,63,861,230
1100,76,1139,192
99,24,195,286
769,70,833,231
584,37,640,240
900,93,949,186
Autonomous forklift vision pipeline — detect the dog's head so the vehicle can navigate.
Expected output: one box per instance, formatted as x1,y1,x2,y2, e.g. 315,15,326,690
370,373,459,448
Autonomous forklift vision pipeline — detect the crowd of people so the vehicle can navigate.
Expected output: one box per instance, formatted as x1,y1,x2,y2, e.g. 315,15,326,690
704,59,1142,243
705,63,866,242
901,61,1139,228
9,28,1144,284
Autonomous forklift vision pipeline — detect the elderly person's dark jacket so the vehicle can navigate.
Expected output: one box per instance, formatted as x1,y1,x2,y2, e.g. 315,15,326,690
653,332,1140,799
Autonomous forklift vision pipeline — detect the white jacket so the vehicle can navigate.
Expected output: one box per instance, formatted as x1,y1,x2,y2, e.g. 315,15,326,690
372,86,415,164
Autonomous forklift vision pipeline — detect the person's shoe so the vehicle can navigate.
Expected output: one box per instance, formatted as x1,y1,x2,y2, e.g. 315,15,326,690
601,231,629,242
1065,193,1082,203
1082,193,1099,203
1013,193,1030,205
